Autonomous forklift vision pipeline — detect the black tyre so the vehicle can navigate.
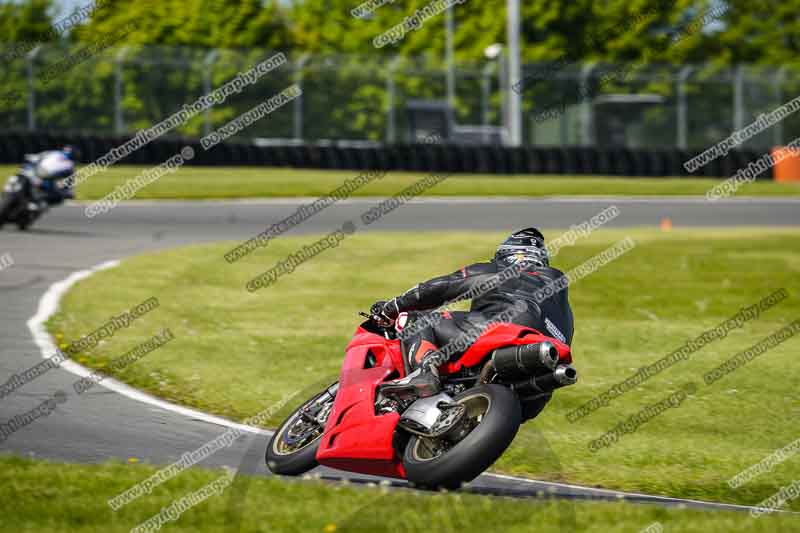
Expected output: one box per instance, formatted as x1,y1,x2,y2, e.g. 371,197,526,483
402,384,521,489
16,212,31,231
266,384,337,476
0,196,13,229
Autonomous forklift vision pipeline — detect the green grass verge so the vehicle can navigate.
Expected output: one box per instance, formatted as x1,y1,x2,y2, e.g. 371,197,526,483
47,228,800,510
2,456,797,532
2,164,799,199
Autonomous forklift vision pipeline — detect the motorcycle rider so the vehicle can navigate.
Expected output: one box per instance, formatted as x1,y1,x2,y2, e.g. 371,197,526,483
371,228,574,399
23,146,77,209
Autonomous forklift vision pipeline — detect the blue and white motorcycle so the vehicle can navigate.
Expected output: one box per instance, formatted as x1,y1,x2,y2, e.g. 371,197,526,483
0,147,75,231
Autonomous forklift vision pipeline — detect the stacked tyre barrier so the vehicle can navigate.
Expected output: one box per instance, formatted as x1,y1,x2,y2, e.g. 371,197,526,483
0,131,771,179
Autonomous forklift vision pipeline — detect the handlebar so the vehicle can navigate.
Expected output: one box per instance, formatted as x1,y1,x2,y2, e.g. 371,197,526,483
359,311,394,329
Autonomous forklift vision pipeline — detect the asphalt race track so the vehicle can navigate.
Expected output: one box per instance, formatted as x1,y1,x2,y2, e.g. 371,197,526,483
1,197,799,514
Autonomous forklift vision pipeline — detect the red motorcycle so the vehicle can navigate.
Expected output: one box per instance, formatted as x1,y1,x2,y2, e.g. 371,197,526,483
266,310,577,489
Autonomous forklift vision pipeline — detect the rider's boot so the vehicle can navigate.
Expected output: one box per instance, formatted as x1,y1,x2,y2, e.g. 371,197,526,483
381,344,444,398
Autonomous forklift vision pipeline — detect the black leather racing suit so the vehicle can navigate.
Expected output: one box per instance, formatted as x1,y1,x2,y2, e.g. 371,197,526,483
392,260,573,419
394,260,573,361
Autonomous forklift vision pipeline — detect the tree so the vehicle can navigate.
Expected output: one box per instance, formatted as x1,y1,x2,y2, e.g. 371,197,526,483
0,0,56,45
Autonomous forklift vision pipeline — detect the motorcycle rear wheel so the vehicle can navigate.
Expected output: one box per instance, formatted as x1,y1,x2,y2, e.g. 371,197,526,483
402,384,521,489
266,384,337,476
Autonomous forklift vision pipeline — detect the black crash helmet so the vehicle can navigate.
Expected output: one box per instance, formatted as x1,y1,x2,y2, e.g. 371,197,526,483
494,227,549,267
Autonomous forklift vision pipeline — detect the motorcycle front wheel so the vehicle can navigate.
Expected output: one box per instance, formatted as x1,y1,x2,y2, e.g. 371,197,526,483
266,383,337,476
16,210,32,230
402,384,521,489
0,195,15,229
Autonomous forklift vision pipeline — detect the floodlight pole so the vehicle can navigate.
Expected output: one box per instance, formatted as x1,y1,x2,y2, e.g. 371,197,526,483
114,47,130,135
506,0,522,146
202,49,219,137
26,45,42,132
294,53,310,141
445,7,455,110
677,66,693,150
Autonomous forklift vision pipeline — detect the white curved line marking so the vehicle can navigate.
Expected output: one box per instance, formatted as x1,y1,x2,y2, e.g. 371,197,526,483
26,259,267,436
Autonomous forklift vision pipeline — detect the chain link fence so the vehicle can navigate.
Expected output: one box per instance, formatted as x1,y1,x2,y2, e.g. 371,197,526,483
2,43,799,150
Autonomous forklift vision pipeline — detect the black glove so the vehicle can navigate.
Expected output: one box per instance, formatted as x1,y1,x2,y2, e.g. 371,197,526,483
370,299,399,323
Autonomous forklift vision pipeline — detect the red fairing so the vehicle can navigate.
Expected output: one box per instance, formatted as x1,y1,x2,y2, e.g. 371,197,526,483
316,322,572,479
316,326,407,478
345,326,406,376
442,323,571,374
